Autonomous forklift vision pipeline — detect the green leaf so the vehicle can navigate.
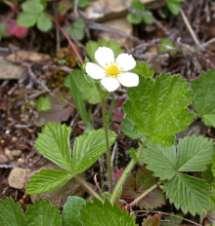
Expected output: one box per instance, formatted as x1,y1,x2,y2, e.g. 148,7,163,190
132,61,155,78
166,0,183,15
127,13,142,25
192,70,215,127
17,12,37,28
37,13,52,32
26,200,62,226
86,39,122,60
64,69,91,128
65,69,102,104
0,23,7,40
176,136,214,172
142,143,177,180
159,38,176,54
122,118,142,139
164,174,211,215
67,18,85,41
124,75,193,145
63,196,86,226
141,10,154,25
72,129,116,173
26,169,73,194
35,95,52,112
78,0,90,8
22,0,44,14
35,123,73,171
0,198,26,226
143,136,214,180
80,201,136,226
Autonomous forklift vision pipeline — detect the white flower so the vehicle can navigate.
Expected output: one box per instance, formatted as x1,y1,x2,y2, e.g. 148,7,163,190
85,47,139,92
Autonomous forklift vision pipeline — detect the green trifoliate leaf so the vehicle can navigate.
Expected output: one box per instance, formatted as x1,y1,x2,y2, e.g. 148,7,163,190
80,201,136,226
35,123,72,171
63,196,86,226
86,39,122,60
26,169,73,194
67,18,85,41
37,13,52,32
192,70,215,127
176,136,214,172
17,12,37,28
164,174,211,215
22,0,44,14
72,129,116,174
26,200,62,226
124,75,193,145
0,198,26,226
65,69,102,104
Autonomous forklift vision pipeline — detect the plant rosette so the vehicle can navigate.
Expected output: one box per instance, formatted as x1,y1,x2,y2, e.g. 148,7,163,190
85,47,139,92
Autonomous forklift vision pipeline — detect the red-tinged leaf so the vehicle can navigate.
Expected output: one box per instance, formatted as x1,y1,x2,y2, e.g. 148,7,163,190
142,214,161,226
6,19,28,38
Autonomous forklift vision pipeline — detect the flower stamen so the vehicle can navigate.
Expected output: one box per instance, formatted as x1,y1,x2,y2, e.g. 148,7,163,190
105,64,120,77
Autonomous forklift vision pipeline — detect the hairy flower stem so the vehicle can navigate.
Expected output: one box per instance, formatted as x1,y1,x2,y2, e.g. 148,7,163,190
76,176,103,202
102,98,112,191
110,159,136,204
128,184,158,207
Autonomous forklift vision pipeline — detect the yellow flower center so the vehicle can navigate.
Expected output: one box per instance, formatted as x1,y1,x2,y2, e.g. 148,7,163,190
105,64,120,77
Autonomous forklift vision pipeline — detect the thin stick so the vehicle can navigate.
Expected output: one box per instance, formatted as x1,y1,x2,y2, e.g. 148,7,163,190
102,98,112,191
76,176,103,202
129,184,158,207
180,9,202,49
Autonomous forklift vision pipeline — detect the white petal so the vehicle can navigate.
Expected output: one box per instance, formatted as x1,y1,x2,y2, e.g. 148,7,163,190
116,53,136,71
85,62,106,80
118,72,139,87
95,47,115,67
101,77,120,92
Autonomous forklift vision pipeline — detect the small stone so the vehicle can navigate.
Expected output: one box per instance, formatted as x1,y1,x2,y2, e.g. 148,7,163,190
0,57,25,80
8,167,31,189
0,154,8,164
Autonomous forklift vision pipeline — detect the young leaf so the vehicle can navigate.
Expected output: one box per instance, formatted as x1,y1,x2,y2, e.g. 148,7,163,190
0,198,26,226
17,13,37,28
63,196,86,226
124,75,193,145
26,169,73,194
35,95,52,112
22,0,44,14
67,18,85,41
37,13,52,32
72,129,116,173
164,174,211,215
166,0,183,15
80,201,136,226
64,69,91,128
176,136,214,172
35,123,73,171
26,200,62,226
192,70,215,127
65,69,102,105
